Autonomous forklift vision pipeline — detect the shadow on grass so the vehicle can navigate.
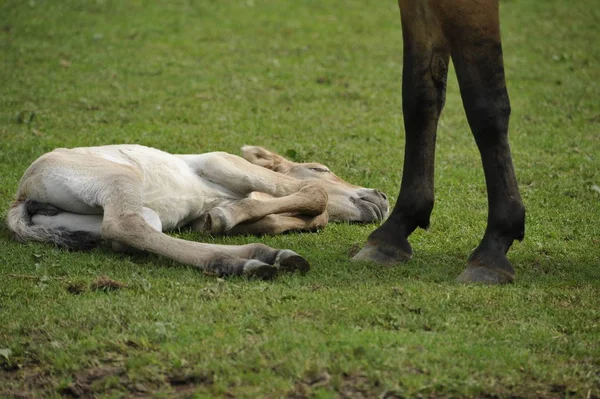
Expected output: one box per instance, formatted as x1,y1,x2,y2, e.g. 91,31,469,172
1,221,598,287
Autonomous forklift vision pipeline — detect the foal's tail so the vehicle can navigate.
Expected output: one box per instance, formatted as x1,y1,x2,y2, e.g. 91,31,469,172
7,199,101,250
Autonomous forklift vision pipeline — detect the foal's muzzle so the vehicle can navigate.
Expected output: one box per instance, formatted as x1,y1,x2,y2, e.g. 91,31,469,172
351,189,389,222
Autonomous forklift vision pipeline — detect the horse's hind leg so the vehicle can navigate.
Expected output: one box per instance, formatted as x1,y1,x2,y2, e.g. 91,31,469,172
354,0,449,264
446,2,525,283
356,0,524,284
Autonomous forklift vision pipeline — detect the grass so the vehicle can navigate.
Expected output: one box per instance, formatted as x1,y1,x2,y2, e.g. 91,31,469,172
0,0,599,397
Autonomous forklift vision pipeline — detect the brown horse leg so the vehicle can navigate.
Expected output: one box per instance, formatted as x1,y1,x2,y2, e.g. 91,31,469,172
354,1,449,264
355,0,524,283
448,7,525,284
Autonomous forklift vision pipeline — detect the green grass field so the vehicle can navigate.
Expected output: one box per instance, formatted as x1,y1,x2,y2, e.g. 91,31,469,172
1,0,599,397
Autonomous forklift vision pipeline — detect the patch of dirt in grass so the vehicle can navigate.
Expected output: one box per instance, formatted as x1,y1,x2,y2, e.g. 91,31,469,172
0,365,56,399
339,373,381,399
2,355,219,398
3,390,34,399
65,281,87,295
167,371,214,397
90,276,128,292
57,366,215,398
305,371,331,388
288,371,330,398
288,371,382,399
59,366,126,398
285,371,599,399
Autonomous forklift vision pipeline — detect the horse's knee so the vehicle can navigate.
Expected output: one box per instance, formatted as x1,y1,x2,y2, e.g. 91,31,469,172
403,50,449,125
106,209,159,252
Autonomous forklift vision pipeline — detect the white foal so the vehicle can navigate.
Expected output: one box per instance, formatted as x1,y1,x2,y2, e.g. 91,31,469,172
8,144,389,278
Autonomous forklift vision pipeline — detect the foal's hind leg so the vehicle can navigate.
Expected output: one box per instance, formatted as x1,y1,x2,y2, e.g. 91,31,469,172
28,200,163,251
96,174,283,278
29,203,162,235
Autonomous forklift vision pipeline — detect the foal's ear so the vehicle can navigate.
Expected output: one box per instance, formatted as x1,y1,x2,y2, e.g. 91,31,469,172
241,146,290,172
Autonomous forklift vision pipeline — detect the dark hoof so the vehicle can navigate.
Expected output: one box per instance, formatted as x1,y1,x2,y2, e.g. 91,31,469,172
459,248,516,284
456,266,514,285
274,250,310,274
243,260,278,280
351,243,411,265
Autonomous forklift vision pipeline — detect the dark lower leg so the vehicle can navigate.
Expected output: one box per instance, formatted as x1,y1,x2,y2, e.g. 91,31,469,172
354,44,449,264
453,43,525,283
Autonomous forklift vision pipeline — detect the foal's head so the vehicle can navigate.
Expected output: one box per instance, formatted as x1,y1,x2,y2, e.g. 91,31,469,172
242,146,389,223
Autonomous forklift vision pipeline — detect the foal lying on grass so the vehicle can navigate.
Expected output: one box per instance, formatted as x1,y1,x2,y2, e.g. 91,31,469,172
8,145,389,279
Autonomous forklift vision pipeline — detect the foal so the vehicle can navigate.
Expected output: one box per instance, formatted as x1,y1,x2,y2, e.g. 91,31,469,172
8,144,389,279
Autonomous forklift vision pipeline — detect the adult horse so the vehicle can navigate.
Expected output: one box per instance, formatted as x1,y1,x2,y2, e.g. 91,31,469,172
353,0,525,284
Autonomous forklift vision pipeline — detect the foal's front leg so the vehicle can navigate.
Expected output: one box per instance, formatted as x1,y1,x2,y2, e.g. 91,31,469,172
180,152,306,197
227,212,329,236
190,185,328,234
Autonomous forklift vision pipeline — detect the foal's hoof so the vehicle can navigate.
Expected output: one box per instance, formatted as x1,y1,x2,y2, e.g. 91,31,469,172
274,250,310,274
456,266,514,285
199,208,232,235
351,243,412,265
243,260,278,280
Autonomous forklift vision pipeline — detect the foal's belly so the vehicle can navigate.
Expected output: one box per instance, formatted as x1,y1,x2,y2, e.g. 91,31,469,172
138,167,221,230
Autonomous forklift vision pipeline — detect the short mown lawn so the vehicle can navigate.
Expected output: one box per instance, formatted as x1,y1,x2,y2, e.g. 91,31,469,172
1,0,599,397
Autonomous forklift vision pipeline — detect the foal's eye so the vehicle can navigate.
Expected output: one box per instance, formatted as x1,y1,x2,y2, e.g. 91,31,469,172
309,167,330,173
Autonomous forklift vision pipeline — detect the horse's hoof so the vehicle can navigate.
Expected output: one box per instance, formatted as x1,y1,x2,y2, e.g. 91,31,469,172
243,260,278,280
274,250,310,274
457,249,516,284
456,266,514,285
351,243,411,265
